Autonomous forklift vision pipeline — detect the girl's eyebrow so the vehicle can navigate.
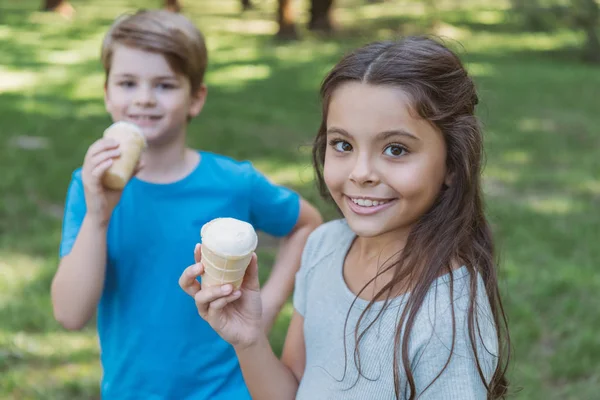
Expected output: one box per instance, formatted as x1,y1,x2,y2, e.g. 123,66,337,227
326,127,420,141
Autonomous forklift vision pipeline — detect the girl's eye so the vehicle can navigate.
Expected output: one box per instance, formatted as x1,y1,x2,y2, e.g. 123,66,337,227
329,139,353,153
384,144,408,157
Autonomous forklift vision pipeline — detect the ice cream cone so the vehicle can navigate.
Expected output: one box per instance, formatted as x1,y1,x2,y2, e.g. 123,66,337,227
101,121,146,190
200,218,258,290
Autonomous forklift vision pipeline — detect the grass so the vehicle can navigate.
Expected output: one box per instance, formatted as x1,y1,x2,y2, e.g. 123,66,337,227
1,0,599,398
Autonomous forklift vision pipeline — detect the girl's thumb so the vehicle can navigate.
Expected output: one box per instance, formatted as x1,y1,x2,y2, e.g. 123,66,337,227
242,253,260,291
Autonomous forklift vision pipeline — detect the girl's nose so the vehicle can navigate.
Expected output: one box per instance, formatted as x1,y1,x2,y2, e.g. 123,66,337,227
349,155,379,186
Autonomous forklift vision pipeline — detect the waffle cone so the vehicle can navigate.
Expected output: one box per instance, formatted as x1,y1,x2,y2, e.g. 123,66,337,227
201,244,252,290
101,122,146,190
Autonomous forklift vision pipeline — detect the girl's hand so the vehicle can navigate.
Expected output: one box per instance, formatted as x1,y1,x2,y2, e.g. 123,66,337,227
179,244,264,350
81,138,142,225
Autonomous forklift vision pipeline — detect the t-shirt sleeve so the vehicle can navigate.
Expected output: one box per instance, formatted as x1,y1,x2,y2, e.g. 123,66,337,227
247,163,300,237
410,278,499,399
59,170,87,258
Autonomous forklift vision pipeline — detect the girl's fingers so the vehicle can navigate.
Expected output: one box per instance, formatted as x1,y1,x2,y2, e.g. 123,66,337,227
179,263,203,297
194,284,234,318
241,253,260,291
208,290,241,315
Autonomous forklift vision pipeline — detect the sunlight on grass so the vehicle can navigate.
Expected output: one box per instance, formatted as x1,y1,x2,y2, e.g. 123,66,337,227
466,30,581,54
483,166,519,184
6,331,98,358
518,117,558,133
218,18,278,36
433,22,471,41
208,64,272,87
70,74,105,100
476,10,506,25
501,150,530,165
254,161,314,187
0,253,45,300
466,62,495,77
576,179,600,196
0,68,38,93
526,196,580,215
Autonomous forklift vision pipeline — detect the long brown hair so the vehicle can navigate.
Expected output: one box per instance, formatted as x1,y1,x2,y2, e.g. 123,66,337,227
312,36,510,399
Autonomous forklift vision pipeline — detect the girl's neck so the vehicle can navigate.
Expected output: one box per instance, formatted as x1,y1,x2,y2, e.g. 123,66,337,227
352,228,408,269
136,137,199,184
344,228,411,300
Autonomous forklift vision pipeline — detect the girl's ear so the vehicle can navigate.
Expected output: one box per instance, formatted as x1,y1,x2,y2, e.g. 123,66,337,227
444,170,454,188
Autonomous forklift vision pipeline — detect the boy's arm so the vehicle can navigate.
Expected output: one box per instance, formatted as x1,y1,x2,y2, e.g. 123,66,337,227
51,215,108,330
259,198,322,332
51,138,125,330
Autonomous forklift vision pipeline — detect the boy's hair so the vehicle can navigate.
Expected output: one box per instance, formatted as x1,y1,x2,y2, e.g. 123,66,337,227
101,9,208,92
313,36,510,399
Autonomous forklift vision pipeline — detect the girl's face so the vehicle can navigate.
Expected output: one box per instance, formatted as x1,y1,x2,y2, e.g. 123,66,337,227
324,82,450,240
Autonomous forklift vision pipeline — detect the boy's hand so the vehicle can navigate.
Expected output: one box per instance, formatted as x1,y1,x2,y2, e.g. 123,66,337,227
179,244,264,350
81,138,142,225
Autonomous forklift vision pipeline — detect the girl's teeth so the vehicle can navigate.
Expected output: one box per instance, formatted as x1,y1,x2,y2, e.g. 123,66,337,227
351,198,388,207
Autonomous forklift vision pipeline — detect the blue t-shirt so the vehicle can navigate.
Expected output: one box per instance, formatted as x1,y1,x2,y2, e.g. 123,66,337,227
59,151,300,400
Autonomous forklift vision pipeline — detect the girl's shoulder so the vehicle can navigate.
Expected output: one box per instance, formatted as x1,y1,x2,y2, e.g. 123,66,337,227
301,218,354,269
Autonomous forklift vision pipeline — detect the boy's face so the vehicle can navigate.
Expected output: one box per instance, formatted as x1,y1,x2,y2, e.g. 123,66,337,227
104,44,206,146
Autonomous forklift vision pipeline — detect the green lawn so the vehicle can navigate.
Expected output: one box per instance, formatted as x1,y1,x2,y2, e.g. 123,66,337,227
1,0,599,398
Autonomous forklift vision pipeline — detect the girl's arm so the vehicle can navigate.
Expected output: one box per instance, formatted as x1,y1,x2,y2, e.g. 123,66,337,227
179,252,307,400
260,199,322,332
235,311,306,399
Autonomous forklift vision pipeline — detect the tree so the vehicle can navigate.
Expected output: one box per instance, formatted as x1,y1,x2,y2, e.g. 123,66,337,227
42,0,75,17
309,0,335,33
277,0,298,39
572,0,600,62
165,0,182,12
276,0,336,39
511,0,600,63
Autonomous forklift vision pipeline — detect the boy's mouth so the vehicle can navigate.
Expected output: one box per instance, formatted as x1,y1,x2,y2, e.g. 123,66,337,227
127,115,162,126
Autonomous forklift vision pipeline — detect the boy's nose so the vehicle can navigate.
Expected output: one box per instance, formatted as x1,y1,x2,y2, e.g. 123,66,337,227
134,86,157,107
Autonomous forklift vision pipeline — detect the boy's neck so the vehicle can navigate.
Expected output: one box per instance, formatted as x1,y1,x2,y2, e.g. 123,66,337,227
136,136,200,184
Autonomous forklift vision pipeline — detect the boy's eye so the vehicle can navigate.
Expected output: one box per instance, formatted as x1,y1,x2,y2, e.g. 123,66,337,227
118,81,135,88
157,82,177,90
384,144,407,157
329,139,353,152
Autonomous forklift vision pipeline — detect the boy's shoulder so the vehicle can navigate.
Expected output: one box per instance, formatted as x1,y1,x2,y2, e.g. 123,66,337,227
201,151,257,178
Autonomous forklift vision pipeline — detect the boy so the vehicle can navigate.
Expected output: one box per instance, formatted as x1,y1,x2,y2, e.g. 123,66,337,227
51,10,322,399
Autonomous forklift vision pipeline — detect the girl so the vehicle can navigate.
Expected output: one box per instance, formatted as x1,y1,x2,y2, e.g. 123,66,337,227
180,36,510,399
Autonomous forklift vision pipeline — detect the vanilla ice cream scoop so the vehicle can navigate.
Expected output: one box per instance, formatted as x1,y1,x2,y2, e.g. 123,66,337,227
201,218,258,257
200,218,258,289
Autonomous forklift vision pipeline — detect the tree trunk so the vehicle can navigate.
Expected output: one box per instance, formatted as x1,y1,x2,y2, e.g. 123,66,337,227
572,0,600,63
241,0,253,11
308,0,335,33
42,0,74,17
165,0,182,12
581,0,600,63
277,0,298,40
